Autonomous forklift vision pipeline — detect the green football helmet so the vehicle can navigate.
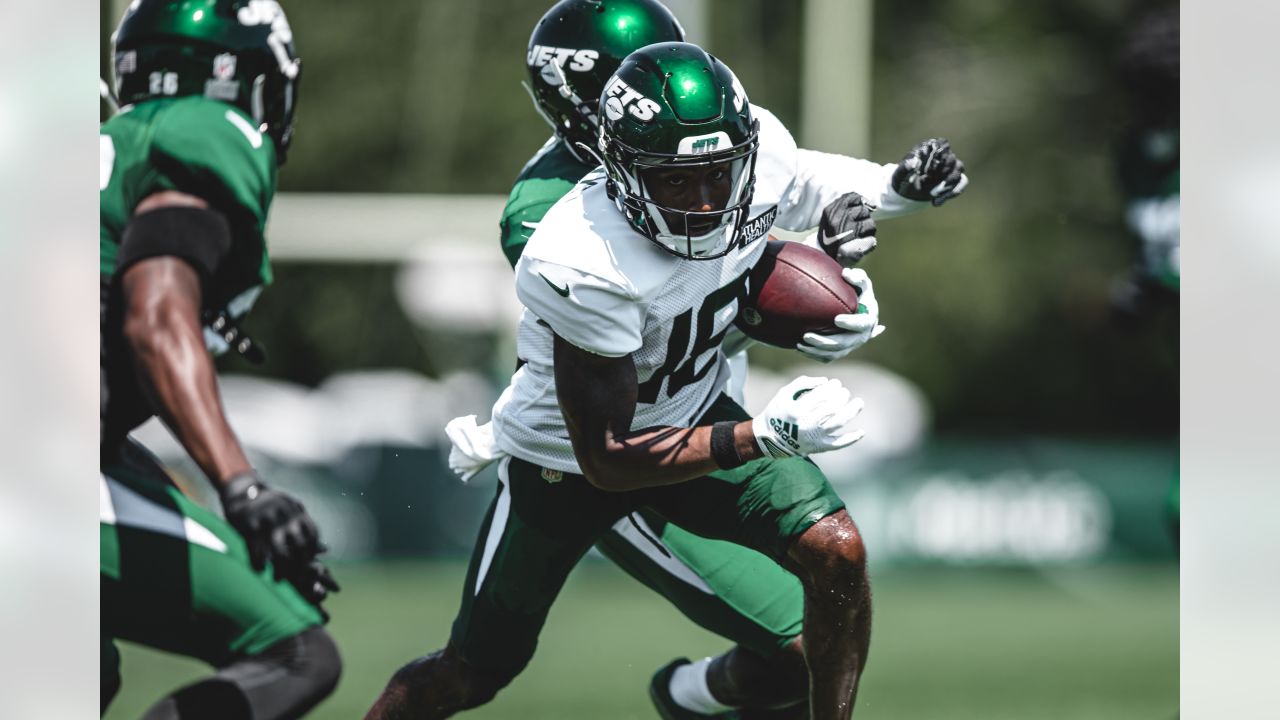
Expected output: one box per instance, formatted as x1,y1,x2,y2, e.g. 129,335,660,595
525,0,685,161
598,42,759,260
112,0,301,164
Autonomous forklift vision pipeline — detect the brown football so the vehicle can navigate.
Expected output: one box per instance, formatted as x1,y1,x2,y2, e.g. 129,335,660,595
736,240,859,348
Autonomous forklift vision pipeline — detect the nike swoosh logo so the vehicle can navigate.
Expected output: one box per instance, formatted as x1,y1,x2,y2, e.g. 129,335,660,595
539,273,570,297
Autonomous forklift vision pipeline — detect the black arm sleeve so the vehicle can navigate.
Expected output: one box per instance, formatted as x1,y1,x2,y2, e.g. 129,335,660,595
115,206,232,279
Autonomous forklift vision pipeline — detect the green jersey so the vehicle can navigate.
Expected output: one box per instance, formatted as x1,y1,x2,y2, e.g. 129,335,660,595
100,96,278,443
498,137,594,268
100,96,276,289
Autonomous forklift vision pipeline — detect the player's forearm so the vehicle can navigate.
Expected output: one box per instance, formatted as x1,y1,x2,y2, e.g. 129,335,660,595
126,307,253,486
583,420,762,491
554,334,763,490
122,255,252,487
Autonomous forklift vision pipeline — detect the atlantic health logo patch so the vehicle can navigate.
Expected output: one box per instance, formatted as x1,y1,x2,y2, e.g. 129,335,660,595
738,206,778,247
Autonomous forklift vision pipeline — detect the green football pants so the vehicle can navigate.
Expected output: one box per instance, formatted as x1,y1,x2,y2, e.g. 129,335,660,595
100,440,323,686
451,393,844,676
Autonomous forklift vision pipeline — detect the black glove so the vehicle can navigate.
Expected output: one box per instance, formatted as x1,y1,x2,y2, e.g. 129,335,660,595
818,192,877,266
287,559,342,622
221,473,339,615
891,138,969,206
221,472,322,577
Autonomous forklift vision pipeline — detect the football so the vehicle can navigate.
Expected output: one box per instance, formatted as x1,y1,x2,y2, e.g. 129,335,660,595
736,240,860,347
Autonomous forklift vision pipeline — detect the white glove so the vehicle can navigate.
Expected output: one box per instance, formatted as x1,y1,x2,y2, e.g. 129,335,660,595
752,376,867,458
796,268,885,363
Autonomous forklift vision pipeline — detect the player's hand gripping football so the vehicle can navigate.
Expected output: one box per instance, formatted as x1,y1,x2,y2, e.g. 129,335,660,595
220,473,340,611
796,268,885,363
892,137,969,206
752,376,867,459
818,191,878,266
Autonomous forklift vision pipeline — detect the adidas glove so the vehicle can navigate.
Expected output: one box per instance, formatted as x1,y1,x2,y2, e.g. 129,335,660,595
752,376,867,458
891,138,969,206
797,268,885,363
818,191,878,267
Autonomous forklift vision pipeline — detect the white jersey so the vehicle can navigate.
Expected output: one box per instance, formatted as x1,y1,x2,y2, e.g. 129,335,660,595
492,105,923,473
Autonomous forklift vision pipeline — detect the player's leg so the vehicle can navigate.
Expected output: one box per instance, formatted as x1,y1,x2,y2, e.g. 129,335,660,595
137,627,341,720
596,512,809,717
645,394,873,720
101,441,340,720
365,456,629,719
783,509,872,720
102,636,122,715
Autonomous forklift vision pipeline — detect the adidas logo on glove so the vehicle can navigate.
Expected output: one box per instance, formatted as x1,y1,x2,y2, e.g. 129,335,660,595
769,418,800,451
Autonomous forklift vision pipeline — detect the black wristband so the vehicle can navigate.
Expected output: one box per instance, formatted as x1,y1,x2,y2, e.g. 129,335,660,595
710,421,745,469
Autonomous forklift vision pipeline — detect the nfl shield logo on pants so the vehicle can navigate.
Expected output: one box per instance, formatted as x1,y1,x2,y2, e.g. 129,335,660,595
540,467,563,483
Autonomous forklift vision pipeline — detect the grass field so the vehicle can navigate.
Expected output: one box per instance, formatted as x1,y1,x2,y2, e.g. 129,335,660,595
106,560,1177,719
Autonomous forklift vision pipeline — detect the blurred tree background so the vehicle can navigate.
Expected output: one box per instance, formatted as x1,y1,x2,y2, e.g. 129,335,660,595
105,0,1177,435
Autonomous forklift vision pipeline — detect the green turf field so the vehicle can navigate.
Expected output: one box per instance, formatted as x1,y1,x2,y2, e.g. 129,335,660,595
105,560,1177,719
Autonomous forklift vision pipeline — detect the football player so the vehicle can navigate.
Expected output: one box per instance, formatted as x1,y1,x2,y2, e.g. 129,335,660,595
1110,6,1180,544
509,3,814,718
507,3,965,718
100,2,340,718
367,39,967,720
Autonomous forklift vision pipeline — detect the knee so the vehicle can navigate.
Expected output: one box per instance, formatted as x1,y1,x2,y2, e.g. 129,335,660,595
789,510,869,594
248,626,342,712
295,627,343,700
164,628,341,720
